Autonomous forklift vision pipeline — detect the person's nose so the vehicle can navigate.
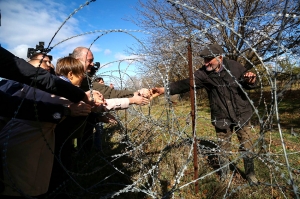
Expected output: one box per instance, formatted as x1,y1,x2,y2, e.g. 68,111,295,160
204,61,210,66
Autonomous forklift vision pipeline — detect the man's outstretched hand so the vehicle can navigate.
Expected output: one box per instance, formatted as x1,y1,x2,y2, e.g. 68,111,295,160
134,87,165,101
150,87,165,100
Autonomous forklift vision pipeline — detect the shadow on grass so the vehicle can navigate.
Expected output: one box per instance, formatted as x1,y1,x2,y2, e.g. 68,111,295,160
61,124,147,199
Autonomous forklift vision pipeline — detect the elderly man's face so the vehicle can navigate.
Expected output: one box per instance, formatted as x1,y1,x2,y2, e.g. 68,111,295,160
204,56,223,72
79,50,94,73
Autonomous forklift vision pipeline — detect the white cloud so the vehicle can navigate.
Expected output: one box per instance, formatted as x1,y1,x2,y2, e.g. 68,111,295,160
11,44,31,59
0,0,99,59
104,49,112,55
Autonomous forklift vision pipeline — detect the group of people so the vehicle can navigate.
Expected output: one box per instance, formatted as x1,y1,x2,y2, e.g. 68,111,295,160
0,43,258,198
0,46,151,198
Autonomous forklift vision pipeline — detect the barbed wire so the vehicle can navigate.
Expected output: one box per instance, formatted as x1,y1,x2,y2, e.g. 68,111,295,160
1,0,300,198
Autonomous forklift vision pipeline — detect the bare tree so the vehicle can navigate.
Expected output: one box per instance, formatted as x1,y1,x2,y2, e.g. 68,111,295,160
131,0,300,81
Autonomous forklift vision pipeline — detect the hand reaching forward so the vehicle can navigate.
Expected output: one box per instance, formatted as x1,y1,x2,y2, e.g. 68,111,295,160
69,102,91,117
138,88,151,99
150,87,165,99
84,90,106,106
130,92,149,105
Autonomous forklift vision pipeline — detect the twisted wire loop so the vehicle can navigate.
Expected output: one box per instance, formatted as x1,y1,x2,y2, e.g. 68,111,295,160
2,1,300,198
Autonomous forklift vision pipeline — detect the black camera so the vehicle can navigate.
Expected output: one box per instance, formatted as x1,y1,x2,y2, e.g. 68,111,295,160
93,61,100,70
89,61,100,76
27,41,52,61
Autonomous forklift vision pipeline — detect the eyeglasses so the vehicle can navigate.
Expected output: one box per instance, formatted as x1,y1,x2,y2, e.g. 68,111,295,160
31,59,51,64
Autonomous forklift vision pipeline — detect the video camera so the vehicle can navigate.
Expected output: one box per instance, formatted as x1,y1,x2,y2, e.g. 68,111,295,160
89,61,100,76
27,41,52,61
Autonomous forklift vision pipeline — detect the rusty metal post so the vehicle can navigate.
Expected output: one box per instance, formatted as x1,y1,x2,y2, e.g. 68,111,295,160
124,89,127,134
187,38,198,193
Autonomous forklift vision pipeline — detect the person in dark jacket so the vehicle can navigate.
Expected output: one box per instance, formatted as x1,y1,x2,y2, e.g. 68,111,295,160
0,48,80,124
152,44,258,185
0,46,86,103
0,47,86,123
0,47,103,120
0,57,92,198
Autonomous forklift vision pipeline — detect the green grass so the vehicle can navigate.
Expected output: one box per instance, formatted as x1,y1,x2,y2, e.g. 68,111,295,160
68,91,300,199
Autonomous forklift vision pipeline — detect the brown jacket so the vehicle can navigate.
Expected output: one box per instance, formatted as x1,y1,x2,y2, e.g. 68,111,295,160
92,82,134,99
80,77,134,99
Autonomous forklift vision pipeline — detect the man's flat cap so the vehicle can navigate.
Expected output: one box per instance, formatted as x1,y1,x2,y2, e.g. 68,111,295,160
199,44,224,58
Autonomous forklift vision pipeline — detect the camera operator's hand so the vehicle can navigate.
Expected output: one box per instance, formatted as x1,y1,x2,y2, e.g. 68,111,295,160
130,92,149,106
68,102,91,117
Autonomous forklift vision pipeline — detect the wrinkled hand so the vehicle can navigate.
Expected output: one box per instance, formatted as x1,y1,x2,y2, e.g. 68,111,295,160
131,92,149,105
85,90,106,106
69,102,91,117
138,88,151,99
243,72,256,84
150,87,164,99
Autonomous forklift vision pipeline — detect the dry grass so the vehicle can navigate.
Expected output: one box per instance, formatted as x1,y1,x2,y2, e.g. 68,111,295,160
67,89,300,199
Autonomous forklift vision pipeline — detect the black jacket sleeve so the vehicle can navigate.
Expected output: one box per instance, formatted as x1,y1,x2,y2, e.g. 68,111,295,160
225,59,257,90
0,91,65,123
0,46,85,103
168,78,191,95
168,69,207,95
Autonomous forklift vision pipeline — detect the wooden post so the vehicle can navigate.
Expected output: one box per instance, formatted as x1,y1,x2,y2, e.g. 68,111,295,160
187,38,198,193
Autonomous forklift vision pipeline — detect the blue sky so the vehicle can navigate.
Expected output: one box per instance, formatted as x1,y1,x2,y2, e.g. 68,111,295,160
0,0,147,84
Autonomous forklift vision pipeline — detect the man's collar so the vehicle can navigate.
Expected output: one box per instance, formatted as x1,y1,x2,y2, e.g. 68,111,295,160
217,63,224,73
